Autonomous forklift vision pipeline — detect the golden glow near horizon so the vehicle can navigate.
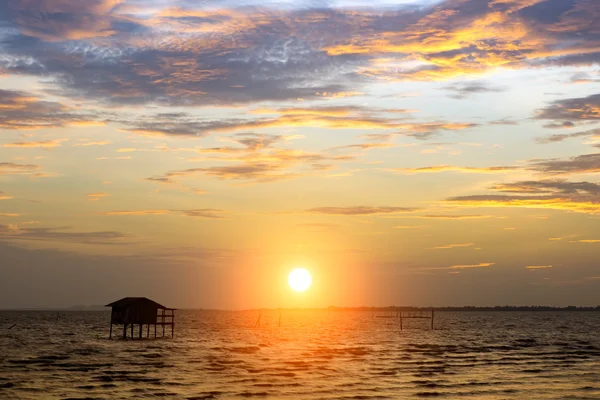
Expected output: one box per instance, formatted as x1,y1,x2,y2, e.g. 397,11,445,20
288,268,313,293
0,0,600,309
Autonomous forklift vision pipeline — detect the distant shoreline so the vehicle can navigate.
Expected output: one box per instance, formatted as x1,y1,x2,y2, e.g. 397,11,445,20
1,305,599,312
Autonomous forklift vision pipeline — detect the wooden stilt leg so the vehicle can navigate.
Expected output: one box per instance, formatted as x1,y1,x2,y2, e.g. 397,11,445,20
109,323,113,339
131,323,134,338
146,324,149,339
123,324,127,339
139,324,142,339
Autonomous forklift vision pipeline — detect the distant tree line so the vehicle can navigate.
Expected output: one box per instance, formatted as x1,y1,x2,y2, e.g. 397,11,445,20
326,305,600,311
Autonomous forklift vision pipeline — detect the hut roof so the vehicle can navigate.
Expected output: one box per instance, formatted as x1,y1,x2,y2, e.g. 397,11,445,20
105,297,173,310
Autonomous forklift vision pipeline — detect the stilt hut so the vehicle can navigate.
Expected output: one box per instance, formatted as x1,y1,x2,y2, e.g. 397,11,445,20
105,297,175,339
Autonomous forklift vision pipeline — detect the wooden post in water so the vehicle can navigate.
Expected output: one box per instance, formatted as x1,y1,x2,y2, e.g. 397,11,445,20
131,323,134,338
254,312,261,328
431,309,434,330
147,324,150,338
109,322,112,339
162,309,165,338
400,313,403,331
123,324,127,339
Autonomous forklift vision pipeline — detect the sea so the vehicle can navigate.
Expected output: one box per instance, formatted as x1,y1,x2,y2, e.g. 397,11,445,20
1,310,599,399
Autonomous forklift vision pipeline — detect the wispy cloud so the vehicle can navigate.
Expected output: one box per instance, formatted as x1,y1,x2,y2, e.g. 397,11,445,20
304,206,418,216
429,243,474,249
446,179,600,214
0,191,14,201
87,193,110,201
73,141,111,147
0,224,131,245
99,209,227,219
443,81,506,99
0,162,43,176
450,262,495,269
387,165,519,174
4,139,68,148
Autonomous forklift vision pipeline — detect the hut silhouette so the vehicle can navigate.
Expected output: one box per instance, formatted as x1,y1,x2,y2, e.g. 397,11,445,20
105,297,175,339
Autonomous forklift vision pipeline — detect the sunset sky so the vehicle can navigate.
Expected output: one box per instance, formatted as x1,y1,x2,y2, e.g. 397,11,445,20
1,0,600,309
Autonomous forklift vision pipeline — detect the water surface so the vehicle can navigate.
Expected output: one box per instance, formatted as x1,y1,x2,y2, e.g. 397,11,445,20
1,310,599,399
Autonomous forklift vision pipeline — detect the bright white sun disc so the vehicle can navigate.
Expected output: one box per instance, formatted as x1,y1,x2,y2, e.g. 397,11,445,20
288,268,312,292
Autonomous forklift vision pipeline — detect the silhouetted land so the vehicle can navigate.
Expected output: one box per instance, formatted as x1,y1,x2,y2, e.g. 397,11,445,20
324,306,600,312
3,305,600,312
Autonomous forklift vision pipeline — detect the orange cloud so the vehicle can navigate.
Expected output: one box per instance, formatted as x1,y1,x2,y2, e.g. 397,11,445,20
430,243,474,249
305,206,419,216
4,139,68,148
73,141,111,147
87,193,110,201
413,214,496,220
0,191,14,200
0,213,21,217
526,265,552,269
450,262,495,269
0,162,42,176
99,209,227,219
387,165,519,174
100,210,171,216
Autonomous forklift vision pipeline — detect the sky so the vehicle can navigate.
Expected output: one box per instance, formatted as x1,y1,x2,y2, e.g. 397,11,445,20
0,0,600,309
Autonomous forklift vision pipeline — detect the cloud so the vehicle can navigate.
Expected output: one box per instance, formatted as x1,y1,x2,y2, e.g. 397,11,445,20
146,134,356,184
387,165,519,174
430,243,474,249
7,0,125,42
529,153,600,175
489,119,519,126
446,179,600,214
4,139,68,148
123,111,477,139
542,121,576,129
535,128,599,143
329,143,396,152
0,224,130,245
489,180,600,194
0,162,43,176
0,191,14,201
99,210,171,216
449,262,495,269
569,72,600,85
177,209,227,219
0,90,100,130
73,141,111,147
443,81,506,99
536,93,600,123
0,213,21,217
304,206,418,216
99,209,227,219
575,239,600,243
1,0,595,108
87,193,110,200
413,214,496,220
526,265,552,269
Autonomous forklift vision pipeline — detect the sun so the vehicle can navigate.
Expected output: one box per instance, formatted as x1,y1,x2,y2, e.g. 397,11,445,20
288,268,312,292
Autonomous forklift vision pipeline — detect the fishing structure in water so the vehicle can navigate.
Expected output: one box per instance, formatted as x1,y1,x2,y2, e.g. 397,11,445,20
373,309,435,330
105,297,176,339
